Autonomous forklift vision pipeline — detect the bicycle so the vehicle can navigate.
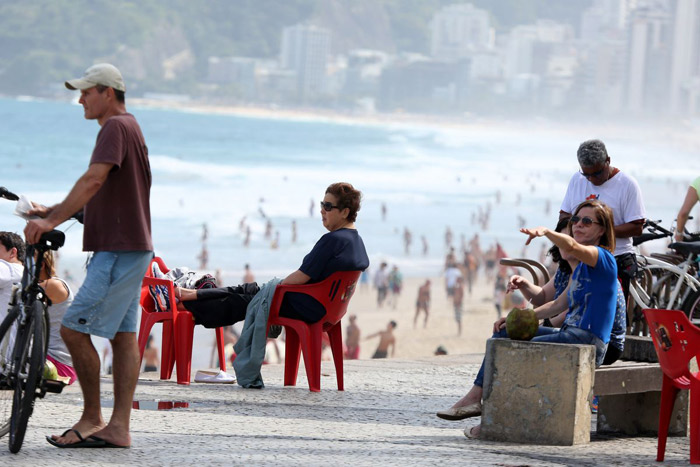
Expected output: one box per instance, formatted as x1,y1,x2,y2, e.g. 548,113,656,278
0,187,66,453
627,219,700,335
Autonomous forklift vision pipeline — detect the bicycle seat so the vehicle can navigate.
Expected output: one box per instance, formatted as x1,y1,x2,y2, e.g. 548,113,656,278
668,241,700,257
34,230,65,250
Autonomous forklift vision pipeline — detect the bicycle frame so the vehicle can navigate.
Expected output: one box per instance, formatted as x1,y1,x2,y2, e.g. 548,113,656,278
629,253,700,310
1,246,49,388
0,229,65,451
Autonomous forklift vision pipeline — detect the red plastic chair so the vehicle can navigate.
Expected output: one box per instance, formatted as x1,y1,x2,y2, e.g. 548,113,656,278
266,270,361,392
644,308,700,464
138,257,226,385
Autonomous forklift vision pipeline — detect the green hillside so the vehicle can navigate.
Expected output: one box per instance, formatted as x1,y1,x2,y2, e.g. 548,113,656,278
0,0,591,95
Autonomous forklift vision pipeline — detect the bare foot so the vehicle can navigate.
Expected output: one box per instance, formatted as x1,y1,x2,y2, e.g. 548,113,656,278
90,424,131,448
51,419,106,444
451,386,483,409
451,395,479,409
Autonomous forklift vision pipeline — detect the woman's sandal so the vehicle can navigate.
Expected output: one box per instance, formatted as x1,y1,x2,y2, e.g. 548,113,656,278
464,425,480,439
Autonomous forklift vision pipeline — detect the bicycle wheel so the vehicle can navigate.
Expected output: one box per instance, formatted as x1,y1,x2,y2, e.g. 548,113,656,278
9,301,46,453
0,304,21,439
652,272,690,310
683,289,700,325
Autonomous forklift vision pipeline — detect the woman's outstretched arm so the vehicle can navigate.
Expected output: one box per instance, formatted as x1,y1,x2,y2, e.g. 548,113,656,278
520,227,599,267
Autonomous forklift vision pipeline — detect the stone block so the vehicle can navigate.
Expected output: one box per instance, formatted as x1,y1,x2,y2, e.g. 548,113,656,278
481,339,595,446
597,391,688,436
621,336,658,362
594,362,662,395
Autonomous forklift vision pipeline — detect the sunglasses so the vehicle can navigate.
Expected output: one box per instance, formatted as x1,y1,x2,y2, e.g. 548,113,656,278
570,215,601,226
320,201,340,212
580,168,605,179
579,161,608,179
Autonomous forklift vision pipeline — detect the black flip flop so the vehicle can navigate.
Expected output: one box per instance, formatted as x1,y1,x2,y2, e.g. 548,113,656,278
87,435,130,449
46,428,105,448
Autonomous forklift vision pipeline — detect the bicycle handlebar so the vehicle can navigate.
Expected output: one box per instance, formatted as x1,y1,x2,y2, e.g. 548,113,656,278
0,186,19,201
633,219,673,246
644,219,673,236
633,232,669,246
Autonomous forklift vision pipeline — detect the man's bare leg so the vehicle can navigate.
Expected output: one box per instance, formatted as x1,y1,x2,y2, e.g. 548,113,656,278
91,331,140,447
50,326,106,444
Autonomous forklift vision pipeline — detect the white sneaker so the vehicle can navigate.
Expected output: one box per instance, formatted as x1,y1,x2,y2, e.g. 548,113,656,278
194,370,236,384
152,262,167,279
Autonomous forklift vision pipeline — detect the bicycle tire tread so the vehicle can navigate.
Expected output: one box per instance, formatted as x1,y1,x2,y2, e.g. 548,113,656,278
9,302,46,453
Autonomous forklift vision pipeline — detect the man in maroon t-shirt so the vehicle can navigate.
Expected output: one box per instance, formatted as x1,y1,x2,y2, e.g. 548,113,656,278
25,63,153,449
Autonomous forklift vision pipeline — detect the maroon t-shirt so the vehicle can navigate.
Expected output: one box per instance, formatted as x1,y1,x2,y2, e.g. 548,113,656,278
82,113,153,252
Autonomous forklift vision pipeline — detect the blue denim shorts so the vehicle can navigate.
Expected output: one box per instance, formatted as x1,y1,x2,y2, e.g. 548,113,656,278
62,251,153,339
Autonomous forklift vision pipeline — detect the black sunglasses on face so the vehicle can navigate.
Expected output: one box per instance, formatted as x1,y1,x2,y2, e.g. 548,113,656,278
580,167,605,179
570,215,601,226
320,201,340,212
580,160,608,179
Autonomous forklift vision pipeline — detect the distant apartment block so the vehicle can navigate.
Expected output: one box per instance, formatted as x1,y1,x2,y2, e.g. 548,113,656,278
430,3,494,61
207,56,258,99
343,49,390,98
280,24,331,101
581,0,632,42
504,21,573,79
625,3,673,113
670,0,700,114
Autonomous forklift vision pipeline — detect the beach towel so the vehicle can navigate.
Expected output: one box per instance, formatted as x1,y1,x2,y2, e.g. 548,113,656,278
233,278,281,388
165,267,216,289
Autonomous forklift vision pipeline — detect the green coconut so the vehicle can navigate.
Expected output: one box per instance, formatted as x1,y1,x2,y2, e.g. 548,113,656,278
505,307,539,341
43,360,59,381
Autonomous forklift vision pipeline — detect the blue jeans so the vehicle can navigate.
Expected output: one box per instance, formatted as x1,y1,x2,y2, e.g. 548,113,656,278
473,325,607,387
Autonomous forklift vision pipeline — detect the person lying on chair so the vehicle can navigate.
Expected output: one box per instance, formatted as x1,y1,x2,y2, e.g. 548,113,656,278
154,182,369,328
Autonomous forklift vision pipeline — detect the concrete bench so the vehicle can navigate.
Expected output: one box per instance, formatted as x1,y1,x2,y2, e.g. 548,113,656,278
596,337,687,437
480,338,688,446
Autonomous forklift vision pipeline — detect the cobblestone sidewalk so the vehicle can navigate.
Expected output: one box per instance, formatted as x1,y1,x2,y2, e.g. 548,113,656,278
0,354,691,466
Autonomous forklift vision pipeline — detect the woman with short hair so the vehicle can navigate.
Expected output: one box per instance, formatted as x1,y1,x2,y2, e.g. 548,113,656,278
165,182,369,326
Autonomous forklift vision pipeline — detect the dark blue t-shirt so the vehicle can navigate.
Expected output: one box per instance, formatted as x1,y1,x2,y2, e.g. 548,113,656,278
280,228,369,323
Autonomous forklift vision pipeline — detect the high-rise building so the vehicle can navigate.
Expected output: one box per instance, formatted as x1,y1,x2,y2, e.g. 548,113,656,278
625,2,673,113
430,3,494,61
669,0,700,114
504,21,573,79
280,24,331,101
581,0,633,42
580,39,627,114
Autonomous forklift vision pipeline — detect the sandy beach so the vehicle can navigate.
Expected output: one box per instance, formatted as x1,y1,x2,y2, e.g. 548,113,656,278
182,272,503,372
347,275,498,360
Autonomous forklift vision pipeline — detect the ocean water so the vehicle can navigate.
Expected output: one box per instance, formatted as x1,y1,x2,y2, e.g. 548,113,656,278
1,97,699,284
1,96,698,368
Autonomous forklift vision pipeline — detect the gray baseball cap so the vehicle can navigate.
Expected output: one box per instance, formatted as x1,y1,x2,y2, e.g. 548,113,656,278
65,63,126,92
